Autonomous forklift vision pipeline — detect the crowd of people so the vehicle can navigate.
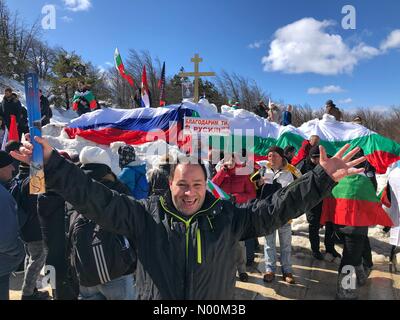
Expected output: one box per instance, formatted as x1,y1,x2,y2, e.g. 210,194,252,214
0,88,396,301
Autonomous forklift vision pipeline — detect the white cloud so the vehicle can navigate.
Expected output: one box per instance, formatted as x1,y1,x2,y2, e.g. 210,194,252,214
307,85,345,95
105,61,113,67
61,16,73,23
63,0,92,12
339,98,353,104
248,40,266,49
380,29,400,51
262,18,380,75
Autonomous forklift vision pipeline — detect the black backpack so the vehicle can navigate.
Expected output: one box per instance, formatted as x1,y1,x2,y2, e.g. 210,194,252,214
68,212,136,287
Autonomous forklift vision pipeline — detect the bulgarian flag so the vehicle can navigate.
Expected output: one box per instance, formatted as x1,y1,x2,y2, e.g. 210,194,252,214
114,48,135,88
211,112,400,174
207,179,230,200
321,173,394,227
72,90,97,111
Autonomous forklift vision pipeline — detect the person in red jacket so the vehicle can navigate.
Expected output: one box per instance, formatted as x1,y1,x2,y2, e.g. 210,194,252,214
212,153,256,282
291,135,320,166
212,154,256,204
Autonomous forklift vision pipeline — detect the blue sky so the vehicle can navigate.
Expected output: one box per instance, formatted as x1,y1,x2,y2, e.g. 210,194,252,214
7,0,400,110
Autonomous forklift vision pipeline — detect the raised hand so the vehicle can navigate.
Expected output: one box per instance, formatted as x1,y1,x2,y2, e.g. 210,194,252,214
10,133,53,165
319,144,366,182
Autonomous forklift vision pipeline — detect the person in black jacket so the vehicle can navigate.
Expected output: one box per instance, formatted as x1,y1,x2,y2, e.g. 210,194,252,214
11,93,28,138
12,137,367,300
296,145,341,261
0,88,21,132
39,89,52,126
10,163,50,300
68,147,136,300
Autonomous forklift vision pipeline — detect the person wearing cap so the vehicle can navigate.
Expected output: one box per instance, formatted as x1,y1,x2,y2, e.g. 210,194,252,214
251,146,302,284
296,145,340,261
325,100,342,121
11,135,367,300
0,151,25,300
110,142,149,200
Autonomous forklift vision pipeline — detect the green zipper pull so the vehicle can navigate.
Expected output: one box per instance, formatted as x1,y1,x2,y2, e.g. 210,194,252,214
197,228,202,264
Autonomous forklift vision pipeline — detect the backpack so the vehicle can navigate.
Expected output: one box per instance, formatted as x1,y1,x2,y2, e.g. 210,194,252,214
68,212,136,287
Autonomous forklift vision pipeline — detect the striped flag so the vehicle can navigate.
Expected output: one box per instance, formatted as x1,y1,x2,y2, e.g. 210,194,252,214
114,48,135,88
321,173,394,227
158,61,166,107
207,179,230,200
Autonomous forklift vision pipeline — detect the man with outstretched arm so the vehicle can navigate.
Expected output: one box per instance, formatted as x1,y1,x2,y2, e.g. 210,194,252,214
11,136,366,300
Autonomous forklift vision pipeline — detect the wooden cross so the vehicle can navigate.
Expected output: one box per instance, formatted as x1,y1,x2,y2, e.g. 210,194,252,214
178,54,215,103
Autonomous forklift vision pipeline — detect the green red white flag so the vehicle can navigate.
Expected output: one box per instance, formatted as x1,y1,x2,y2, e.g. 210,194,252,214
321,173,394,227
114,48,135,88
207,179,230,200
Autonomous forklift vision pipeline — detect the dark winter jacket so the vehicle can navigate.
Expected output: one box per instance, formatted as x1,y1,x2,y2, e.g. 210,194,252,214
296,159,323,224
12,165,43,242
0,183,25,277
40,95,52,126
0,96,22,130
43,151,336,299
69,163,136,279
149,164,170,196
18,105,29,136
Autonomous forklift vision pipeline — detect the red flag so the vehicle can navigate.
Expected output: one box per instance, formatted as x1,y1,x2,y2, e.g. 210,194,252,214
8,115,19,142
158,62,166,107
141,66,151,108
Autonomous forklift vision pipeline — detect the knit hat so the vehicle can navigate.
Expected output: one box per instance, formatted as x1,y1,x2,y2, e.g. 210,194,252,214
118,145,136,168
0,151,14,169
309,145,320,158
79,146,112,168
267,146,285,159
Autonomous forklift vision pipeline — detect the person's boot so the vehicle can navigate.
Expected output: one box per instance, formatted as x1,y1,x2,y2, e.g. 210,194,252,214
336,273,358,300
312,251,324,260
239,272,249,282
21,289,51,300
355,265,368,287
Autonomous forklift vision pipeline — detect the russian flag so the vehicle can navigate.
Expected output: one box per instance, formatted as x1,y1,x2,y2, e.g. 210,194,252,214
64,105,198,146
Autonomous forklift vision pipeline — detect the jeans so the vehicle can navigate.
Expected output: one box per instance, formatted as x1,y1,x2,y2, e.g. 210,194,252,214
264,223,292,274
79,274,136,300
22,240,48,296
0,274,10,300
